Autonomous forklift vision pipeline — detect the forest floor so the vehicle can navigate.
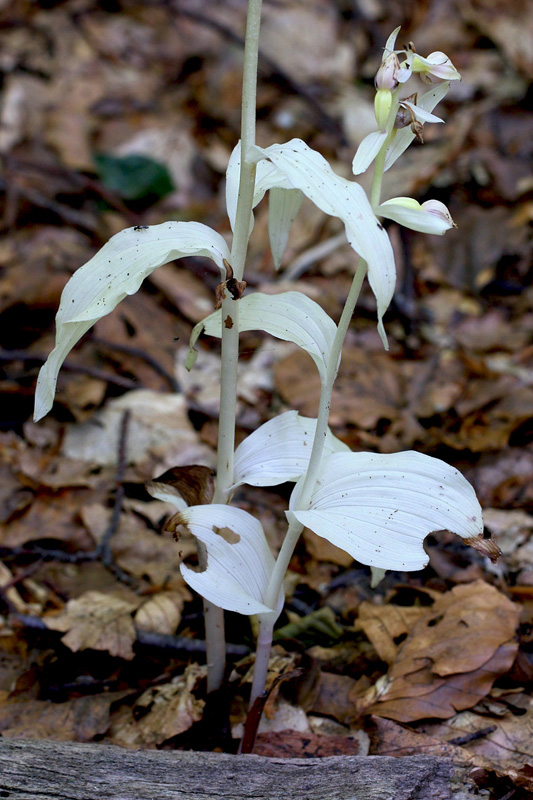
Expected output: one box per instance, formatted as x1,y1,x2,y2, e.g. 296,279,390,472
0,1,532,797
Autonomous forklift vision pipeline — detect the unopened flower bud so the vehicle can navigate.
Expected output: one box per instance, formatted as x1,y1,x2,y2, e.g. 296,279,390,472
421,199,456,227
374,89,393,130
411,51,461,83
375,52,401,91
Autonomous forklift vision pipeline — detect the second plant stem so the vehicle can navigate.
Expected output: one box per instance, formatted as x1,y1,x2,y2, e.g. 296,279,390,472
249,124,393,707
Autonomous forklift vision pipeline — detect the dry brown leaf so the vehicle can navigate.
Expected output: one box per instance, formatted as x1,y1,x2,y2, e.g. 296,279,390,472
306,671,360,725
303,528,354,568
422,698,533,779
0,694,110,742
254,729,361,759
369,715,470,761
134,590,188,635
357,581,520,722
61,390,214,472
356,602,430,666
110,664,206,747
44,590,141,660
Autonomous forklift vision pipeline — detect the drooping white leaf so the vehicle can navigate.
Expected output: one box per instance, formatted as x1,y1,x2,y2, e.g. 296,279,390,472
384,83,450,171
250,139,395,348
352,130,388,176
188,291,337,385
34,222,231,421
268,188,303,269
377,197,454,234
233,410,350,489
177,505,283,616
288,450,483,571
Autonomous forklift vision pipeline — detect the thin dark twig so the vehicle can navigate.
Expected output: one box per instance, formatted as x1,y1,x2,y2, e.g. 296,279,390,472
10,612,249,658
93,338,180,392
173,2,346,144
448,726,497,746
2,154,139,224
0,349,140,391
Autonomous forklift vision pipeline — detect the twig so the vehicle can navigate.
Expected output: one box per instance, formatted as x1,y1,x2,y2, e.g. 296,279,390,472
448,726,497,746
172,2,346,144
93,338,180,392
2,154,139,224
0,349,140,391
10,612,249,658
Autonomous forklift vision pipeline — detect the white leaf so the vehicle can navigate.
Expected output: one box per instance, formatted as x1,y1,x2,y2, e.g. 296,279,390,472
289,451,483,570
251,139,396,348
233,410,350,489
177,505,283,615
34,222,231,421
385,83,450,171
268,188,303,269
377,198,454,234
352,130,388,175
189,291,336,384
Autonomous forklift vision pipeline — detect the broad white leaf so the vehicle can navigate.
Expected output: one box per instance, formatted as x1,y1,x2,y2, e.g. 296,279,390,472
288,450,483,571
250,139,395,348
177,505,283,616
268,188,303,269
233,410,350,489
377,197,454,234
34,222,231,422
352,130,388,176
384,82,450,171
188,291,337,384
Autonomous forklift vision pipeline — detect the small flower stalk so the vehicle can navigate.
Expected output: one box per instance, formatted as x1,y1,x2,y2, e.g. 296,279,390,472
33,5,498,749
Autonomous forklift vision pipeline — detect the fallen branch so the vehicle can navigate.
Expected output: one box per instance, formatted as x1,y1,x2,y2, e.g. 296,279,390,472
0,737,470,800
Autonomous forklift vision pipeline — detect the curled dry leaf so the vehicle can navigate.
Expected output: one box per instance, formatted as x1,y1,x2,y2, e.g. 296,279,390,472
134,591,186,636
356,581,520,722
44,590,141,660
147,465,215,508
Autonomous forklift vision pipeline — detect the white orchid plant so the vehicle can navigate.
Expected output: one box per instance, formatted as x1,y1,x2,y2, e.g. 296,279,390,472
34,3,499,730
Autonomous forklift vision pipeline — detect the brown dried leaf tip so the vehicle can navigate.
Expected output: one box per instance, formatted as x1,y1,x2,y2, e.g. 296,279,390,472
214,258,247,310
148,465,215,507
464,533,502,563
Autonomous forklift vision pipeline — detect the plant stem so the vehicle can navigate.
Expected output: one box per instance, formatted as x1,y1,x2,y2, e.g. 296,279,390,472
248,125,392,707
205,0,264,694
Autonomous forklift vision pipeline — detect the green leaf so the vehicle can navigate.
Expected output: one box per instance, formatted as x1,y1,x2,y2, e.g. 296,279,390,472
94,153,174,201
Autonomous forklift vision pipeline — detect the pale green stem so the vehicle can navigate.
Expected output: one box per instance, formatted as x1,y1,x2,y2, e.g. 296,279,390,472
250,118,393,706
205,0,263,694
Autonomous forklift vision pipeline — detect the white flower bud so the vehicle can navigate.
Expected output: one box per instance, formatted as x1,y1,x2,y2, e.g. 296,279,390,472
375,52,401,91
